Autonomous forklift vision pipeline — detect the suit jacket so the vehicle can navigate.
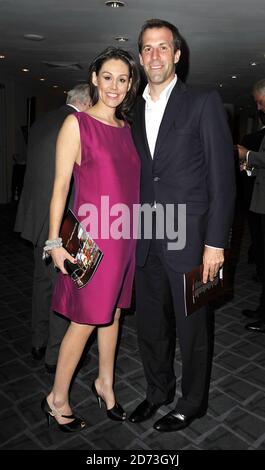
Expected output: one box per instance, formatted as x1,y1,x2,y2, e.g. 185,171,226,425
249,134,265,214
132,79,236,273
241,128,265,152
240,128,265,208
14,104,75,246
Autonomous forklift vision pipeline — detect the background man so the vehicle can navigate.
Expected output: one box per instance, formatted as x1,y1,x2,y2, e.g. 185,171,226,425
15,84,91,372
237,78,265,334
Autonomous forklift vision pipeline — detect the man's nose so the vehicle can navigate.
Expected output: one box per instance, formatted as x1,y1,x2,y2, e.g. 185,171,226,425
151,48,159,60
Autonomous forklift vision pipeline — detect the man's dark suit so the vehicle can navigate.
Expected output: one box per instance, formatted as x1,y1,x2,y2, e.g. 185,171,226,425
247,135,265,322
241,128,265,274
132,79,235,416
14,105,75,364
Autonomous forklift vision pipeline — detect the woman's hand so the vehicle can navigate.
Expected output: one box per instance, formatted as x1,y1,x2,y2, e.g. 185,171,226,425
50,246,76,274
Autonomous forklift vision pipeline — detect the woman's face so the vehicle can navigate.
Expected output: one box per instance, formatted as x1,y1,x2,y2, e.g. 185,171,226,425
92,58,131,109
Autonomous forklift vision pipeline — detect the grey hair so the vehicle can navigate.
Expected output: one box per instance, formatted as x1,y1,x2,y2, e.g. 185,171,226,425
66,84,90,104
253,79,265,96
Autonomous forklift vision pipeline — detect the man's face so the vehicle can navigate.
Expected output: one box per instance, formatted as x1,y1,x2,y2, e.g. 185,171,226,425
253,91,265,113
139,27,180,87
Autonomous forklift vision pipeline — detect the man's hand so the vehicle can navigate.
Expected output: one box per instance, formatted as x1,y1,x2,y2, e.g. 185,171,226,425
202,246,224,283
235,144,248,161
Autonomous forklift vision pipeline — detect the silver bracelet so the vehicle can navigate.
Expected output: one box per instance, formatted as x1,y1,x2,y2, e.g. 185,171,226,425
42,237,63,260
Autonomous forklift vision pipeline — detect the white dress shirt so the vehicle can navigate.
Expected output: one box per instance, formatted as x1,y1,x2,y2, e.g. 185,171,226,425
143,75,222,251
67,104,80,112
143,75,177,158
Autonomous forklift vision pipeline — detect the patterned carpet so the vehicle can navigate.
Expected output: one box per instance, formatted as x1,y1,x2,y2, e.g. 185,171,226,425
0,202,265,451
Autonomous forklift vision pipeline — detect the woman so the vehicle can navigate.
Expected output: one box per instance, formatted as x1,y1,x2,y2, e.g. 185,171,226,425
41,47,140,432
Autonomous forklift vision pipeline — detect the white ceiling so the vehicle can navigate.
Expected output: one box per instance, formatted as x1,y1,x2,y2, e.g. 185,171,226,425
0,0,265,109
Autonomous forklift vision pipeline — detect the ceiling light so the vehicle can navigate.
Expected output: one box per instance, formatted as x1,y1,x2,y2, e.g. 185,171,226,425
115,36,128,42
53,85,59,88
0,54,5,59
250,61,257,66
219,83,223,88
231,75,237,79
105,1,125,8
39,77,46,81
43,61,82,71
22,68,30,72
24,33,45,41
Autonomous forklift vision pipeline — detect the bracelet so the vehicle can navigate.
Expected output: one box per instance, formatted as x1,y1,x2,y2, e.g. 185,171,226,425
44,237,62,248
42,237,63,260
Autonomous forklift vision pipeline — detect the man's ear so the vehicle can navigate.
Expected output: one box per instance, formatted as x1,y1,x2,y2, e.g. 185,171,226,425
174,49,181,64
139,53,144,67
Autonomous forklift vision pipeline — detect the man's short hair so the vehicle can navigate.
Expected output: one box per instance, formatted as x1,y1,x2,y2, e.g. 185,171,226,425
66,84,90,104
253,79,265,96
138,18,182,53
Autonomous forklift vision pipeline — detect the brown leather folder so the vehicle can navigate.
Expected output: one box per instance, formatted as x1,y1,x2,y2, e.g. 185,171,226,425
183,264,226,315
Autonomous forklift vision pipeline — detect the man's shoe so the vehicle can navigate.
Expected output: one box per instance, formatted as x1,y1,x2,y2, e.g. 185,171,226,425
31,346,46,360
154,411,202,432
245,320,265,333
242,309,261,319
45,363,57,374
129,399,170,423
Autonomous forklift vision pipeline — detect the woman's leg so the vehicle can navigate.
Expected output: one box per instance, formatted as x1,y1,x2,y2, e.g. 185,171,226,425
95,308,121,409
47,321,96,424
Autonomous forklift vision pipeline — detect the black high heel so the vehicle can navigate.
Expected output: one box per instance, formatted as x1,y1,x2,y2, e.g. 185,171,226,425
41,397,87,432
91,381,126,421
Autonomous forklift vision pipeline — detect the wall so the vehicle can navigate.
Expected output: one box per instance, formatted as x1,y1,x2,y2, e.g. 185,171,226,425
0,73,65,202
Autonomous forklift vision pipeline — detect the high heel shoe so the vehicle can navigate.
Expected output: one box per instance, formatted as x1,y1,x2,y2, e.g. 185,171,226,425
91,381,126,421
41,397,87,432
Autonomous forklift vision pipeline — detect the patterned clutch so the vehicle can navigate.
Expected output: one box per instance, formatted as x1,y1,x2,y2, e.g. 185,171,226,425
60,209,103,288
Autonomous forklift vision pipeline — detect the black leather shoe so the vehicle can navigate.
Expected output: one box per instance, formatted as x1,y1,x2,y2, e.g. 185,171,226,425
45,363,57,374
129,399,170,423
154,411,202,432
245,320,265,333
242,309,261,319
31,346,46,360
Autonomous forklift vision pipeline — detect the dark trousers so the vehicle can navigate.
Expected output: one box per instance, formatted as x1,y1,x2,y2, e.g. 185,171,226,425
135,236,210,416
258,215,265,320
32,246,69,364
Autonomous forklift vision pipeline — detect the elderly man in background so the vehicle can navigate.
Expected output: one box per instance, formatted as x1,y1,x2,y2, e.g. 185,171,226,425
237,78,265,334
15,84,91,371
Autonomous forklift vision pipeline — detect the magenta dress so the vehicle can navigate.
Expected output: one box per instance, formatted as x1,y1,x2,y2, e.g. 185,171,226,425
51,112,140,324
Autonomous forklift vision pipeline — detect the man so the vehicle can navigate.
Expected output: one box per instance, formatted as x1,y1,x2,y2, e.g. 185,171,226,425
237,79,265,334
129,19,235,432
240,111,265,288
14,84,91,371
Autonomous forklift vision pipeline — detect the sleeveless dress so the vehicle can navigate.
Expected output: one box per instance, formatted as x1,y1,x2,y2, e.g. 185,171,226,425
51,112,140,324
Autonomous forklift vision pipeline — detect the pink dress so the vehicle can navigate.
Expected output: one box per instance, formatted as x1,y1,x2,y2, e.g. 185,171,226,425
51,112,140,324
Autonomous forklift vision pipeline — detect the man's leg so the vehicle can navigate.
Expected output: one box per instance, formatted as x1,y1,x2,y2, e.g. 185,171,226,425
135,239,176,404
32,246,69,364
44,256,69,365
167,269,210,416
32,246,50,350
245,214,265,332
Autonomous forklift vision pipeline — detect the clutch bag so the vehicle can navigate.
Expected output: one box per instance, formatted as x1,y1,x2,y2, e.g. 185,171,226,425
60,209,103,288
